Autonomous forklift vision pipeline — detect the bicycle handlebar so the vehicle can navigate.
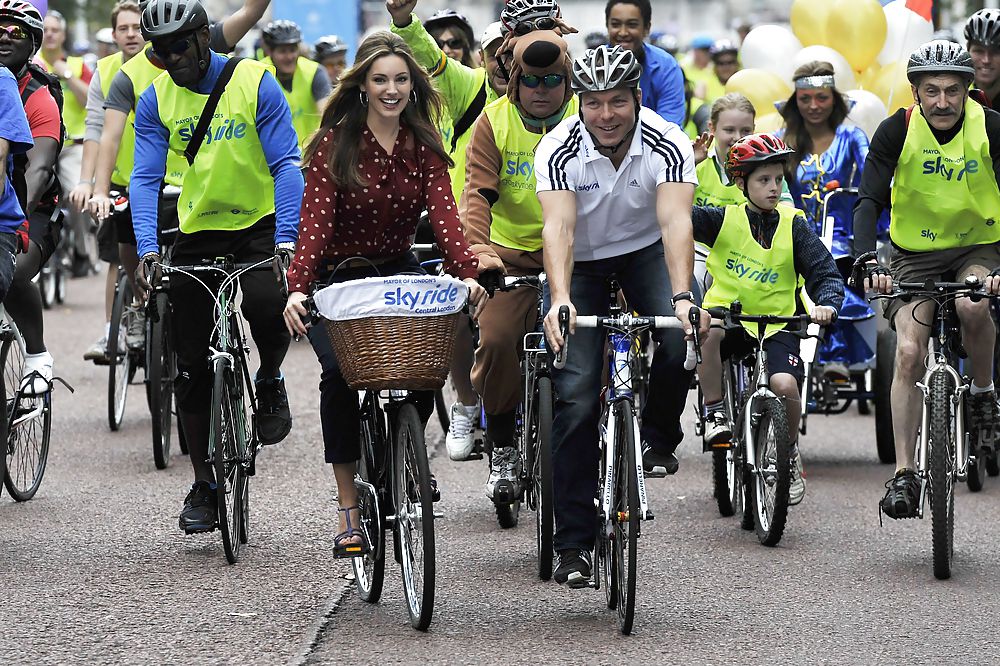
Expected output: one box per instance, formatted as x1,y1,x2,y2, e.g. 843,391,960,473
574,313,698,371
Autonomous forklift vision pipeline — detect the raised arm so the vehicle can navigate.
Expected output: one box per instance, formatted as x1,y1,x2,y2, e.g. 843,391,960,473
220,0,271,50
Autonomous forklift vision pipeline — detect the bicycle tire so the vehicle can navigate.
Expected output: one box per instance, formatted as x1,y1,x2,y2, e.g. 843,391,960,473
856,373,871,415
211,362,247,564
54,263,67,304
107,274,131,431
752,397,791,547
712,362,739,517
534,375,554,581
3,331,51,501
493,438,520,528
434,389,449,432
393,403,435,630
737,391,754,532
353,400,386,603
38,269,54,310
874,329,896,464
609,402,638,634
928,370,955,580
967,448,986,492
987,450,1000,477
148,293,174,470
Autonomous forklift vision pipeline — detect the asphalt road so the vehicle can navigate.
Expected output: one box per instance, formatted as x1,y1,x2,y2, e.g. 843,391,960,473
4,273,1000,665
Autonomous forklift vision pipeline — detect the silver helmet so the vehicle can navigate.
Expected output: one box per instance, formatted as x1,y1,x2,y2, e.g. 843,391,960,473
500,0,559,36
906,39,975,84
965,8,1000,48
571,44,641,94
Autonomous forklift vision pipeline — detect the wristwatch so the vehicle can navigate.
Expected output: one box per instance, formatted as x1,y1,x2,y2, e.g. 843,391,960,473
670,291,694,306
61,69,72,81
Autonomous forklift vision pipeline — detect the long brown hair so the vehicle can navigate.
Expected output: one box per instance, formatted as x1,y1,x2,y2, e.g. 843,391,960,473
780,61,850,167
303,31,450,190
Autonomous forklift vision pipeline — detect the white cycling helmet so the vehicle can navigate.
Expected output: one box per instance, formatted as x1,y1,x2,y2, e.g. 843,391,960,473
571,44,641,94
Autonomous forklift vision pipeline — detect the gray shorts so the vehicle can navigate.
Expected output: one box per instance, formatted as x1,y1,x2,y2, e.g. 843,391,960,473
884,243,1000,327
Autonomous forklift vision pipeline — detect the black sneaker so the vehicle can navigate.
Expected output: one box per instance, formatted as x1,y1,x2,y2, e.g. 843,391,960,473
967,391,999,439
256,376,292,445
554,549,593,588
880,469,920,520
179,481,217,533
642,442,678,477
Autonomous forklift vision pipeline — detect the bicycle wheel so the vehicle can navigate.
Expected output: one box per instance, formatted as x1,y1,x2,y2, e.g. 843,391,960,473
712,363,739,517
494,442,521,529
434,389,449,433
107,274,131,431
38,268,54,310
353,401,386,603
611,402,639,635
3,340,51,501
211,362,247,564
0,329,10,493
928,370,955,580
533,375,554,581
752,397,791,547
54,261,67,304
148,293,174,470
393,403,435,630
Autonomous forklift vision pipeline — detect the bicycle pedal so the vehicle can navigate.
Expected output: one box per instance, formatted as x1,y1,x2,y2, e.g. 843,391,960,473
644,509,655,520
432,510,445,519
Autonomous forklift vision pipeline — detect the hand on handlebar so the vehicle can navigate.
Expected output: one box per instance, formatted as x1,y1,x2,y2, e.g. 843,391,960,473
68,182,93,213
987,268,1000,296
810,305,837,326
864,263,894,294
463,278,488,320
135,252,161,305
477,269,503,297
88,193,113,221
544,299,576,355
674,300,710,340
283,291,311,338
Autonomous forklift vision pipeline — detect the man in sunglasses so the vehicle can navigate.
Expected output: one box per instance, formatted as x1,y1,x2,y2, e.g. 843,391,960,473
536,45,706,587
130,0,303,534
76,0,270,363
260,19,330,152
461,24,579,507
0,0,63,393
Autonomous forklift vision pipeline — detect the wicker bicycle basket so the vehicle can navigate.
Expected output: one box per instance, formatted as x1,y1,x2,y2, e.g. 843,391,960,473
324,312,460,391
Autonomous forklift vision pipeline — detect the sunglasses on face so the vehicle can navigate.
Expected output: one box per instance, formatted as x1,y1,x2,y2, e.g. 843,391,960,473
512,16,557,36
436,37,465,50
520,73,565,89
0,24,30,41
151,35,193,59
715,58,738,66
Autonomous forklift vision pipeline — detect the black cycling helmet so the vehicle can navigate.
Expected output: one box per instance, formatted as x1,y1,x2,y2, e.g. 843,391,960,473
423,9,474,49
140,0,208,41
314,34,347,61
906,39,976,84
262,19,302,47
965,8,1000,49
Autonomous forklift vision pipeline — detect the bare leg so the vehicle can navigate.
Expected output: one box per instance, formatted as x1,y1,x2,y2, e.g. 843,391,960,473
891,299,934,473
333,462,361,543
450,314,478,406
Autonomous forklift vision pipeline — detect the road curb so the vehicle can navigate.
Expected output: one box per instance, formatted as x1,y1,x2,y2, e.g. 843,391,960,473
287,578,353,666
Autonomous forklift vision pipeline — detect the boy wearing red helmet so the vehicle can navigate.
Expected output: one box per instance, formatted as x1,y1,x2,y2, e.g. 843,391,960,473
693,132,843,506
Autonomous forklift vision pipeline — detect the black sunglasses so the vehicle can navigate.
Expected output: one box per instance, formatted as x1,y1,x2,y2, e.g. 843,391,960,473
512,16,557,36
151,35,193,59
520,73,565,89
435,37,465,50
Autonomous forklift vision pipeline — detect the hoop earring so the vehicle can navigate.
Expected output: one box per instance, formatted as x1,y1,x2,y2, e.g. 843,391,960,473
410,89,417,103
359,90,368,107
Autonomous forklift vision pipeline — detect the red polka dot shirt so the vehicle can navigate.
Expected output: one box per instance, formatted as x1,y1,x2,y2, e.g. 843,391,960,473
287,124,478,294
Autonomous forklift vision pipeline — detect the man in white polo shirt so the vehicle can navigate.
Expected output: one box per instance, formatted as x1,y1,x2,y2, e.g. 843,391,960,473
536,44,708,587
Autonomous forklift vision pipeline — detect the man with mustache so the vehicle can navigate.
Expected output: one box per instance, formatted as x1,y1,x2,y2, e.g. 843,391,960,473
854,40,1000,521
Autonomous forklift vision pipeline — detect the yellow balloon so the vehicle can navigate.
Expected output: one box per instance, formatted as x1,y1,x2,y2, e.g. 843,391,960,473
725,69,792,119
857,63,881,90
870,61,915,114
824,0,888,71
755,112,784,134
791,0,832,47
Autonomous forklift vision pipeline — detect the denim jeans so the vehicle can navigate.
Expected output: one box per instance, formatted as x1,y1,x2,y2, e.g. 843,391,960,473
547,240,694,553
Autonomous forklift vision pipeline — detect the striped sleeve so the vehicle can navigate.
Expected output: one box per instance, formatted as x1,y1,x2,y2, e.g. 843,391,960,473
641,120,696,186
535,122,583,193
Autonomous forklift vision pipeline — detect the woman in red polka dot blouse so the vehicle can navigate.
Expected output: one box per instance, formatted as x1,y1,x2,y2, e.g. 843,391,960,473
282,32,487,556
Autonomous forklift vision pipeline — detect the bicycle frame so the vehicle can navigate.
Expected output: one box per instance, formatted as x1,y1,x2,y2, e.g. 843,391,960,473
731,323,781,486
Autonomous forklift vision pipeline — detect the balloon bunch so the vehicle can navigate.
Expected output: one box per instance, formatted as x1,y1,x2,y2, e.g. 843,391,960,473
730,0,934,137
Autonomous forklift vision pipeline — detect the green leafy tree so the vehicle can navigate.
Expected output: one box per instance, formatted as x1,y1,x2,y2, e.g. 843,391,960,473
49,0,120,34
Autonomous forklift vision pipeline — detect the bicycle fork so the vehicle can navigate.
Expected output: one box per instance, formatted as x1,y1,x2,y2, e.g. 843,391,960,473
600,403,653,529
915,364,968,518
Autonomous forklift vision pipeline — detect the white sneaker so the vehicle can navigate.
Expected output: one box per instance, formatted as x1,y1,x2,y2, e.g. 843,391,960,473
445,402,479,460
20,351,53,395
126,306,146,350
485,446,520,503
83,334,108,362
789,448,806,506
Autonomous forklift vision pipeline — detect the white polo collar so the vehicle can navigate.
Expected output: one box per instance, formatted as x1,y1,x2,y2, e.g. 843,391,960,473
579,114,646,165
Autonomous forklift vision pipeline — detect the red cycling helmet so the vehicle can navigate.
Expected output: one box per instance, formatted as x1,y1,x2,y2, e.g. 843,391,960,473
724,133,795,182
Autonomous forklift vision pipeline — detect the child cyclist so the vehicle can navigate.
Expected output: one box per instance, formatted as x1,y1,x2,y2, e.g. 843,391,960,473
692,133,844,506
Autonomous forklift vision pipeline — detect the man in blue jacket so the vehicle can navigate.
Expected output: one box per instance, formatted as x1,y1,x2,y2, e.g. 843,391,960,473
604,0,685,126
0,65,33,303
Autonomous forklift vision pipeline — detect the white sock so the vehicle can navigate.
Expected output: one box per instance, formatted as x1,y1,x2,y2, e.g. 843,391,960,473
103,321,111,337
971,381,994,396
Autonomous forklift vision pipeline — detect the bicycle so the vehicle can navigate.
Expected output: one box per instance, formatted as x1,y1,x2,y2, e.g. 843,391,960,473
309,272,468,631
159,255,277,564
697,304,814,547
564,290,695,635
855,251,989,579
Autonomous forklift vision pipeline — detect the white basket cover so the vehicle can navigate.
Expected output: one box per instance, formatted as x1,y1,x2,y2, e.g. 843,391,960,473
314,275,469,321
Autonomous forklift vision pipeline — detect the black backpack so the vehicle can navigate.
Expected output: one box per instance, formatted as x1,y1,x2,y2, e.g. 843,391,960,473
13,63,66,212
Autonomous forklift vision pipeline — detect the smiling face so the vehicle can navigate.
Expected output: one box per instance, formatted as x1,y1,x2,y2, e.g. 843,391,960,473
362,53,412,121
113,9,143,59
482,40,507,96
795,86,835,129
270,43,299,77
580,87,638,148
151,26,210,88
710,108,755,157
606,3,648,58
969,43,1000,89
0,20,34,70
914,73,968,131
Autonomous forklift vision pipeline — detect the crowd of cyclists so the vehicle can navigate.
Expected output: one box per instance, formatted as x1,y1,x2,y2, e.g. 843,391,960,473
1,0,1000,615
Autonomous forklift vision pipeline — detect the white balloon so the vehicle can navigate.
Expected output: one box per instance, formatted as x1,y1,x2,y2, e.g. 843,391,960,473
740,25,803,84
792,45,857,91
844,89,888,140
877,0,934,66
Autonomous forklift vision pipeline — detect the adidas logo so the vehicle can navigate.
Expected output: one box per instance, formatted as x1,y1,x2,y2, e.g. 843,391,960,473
627,178,641,188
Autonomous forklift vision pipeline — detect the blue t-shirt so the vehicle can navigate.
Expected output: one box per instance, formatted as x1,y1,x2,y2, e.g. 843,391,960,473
0,66,34,233
638,42,686,127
